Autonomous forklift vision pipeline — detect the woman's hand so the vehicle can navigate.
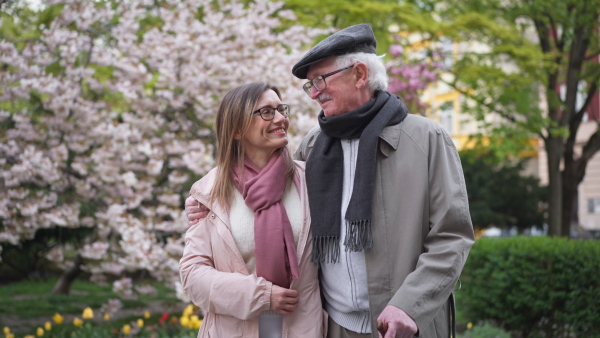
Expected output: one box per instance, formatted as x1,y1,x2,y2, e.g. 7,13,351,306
185,196,209,225
270,285,299,315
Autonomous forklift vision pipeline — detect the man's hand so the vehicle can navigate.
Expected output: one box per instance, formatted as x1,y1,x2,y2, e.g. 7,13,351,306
185,196,209,225
377,305,417,338
270,285,299,315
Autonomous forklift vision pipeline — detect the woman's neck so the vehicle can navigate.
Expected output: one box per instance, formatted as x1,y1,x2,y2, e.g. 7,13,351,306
244,150,275,169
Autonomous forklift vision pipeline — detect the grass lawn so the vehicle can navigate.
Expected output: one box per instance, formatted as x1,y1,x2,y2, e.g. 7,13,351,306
0,278,190,335
0,278,508,337
0,278,183,318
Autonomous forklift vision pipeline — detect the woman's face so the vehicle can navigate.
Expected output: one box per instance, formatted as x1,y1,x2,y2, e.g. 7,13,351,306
241,89,289,164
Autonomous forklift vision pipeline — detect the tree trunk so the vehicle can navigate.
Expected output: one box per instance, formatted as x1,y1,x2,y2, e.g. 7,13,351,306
546,136,563,236
562,135,578,237
561,166,577,237
51,254,83,295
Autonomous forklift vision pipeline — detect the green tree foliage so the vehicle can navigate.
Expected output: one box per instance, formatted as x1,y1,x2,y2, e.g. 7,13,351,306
277,0,595,237
430,0,600,236
460,148,546,231
280,0,438,55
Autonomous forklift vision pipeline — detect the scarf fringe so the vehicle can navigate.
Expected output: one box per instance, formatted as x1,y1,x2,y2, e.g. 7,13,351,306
343,219,373,252
311,236,340,263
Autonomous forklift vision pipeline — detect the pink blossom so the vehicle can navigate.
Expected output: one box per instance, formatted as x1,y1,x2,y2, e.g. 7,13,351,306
389,45,404,56
386,45,443,112
0,0,328,298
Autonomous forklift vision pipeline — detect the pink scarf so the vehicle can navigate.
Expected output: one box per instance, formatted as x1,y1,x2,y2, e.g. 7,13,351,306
232,149,300,288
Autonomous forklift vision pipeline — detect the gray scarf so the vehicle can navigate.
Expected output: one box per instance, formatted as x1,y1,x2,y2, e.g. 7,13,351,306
306,91,408,263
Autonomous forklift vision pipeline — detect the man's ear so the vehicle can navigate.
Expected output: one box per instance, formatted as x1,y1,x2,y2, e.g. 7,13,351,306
354,63,369,89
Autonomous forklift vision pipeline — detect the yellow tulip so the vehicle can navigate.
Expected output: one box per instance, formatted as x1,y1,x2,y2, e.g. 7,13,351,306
467,322,473,330
24,335,34,338
123,324,131,335
73,317,83,327
183,304,194,317
3,326,10,334
6,333,14,338
44,322,51,331
104,313,110,321
36,327,44,337
180,316,190,328
137,319,144,328
190,315,201,329
53,313,63,325
144,310,150,319
82,307,94,319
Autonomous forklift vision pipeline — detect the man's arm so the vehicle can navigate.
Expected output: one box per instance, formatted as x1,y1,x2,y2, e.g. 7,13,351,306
293,126,320,161
384,126,475,336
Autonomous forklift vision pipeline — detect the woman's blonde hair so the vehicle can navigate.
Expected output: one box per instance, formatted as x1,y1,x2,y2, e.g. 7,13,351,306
210,82,296,207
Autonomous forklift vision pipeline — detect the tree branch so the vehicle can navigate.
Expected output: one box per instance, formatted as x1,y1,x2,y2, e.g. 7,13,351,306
444,78,546,140
559,17,590,126
547,16,563,52
568,82,597,146
577,82,598,119
574,127,600,183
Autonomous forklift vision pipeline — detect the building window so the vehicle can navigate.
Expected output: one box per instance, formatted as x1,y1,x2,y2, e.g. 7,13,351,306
438,37,454,71
587,198,600,213
439,101,454,134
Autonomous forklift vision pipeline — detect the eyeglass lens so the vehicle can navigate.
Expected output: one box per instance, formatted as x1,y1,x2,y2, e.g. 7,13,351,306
257,105,289,120
302,65,354,95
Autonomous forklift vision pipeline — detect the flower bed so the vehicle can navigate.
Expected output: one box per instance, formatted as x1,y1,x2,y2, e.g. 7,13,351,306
3,303,201,338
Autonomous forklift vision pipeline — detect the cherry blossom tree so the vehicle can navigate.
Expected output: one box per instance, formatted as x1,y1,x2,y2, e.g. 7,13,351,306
1,0,446,297
386,43,442,114
0,0,324,295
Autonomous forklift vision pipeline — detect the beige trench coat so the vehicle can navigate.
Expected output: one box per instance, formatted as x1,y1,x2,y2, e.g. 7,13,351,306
180,161,327,338
295,114,475,338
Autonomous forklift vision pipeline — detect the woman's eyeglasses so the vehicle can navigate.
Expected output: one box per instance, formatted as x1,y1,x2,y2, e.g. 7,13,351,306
252,104,290,121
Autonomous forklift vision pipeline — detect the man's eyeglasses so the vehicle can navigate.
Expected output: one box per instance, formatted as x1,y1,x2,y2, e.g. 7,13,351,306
252,104,290,121
302,64,355,96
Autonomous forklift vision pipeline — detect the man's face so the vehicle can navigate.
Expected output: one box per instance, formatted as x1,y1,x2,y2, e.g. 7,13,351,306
306,57,363,117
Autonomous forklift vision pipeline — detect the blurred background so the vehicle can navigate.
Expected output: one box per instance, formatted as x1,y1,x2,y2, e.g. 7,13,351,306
1,0,599,337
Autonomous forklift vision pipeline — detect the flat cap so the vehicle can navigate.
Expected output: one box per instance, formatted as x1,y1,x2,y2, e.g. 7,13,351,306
292,23,377,79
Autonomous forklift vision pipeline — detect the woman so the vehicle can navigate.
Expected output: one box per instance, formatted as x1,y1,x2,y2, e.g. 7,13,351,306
179,82,326,338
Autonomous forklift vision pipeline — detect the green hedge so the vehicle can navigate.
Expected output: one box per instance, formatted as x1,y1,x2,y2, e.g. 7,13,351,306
458,236,600,337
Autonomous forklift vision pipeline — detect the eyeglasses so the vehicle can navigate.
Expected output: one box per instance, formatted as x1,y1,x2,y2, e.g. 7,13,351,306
302,64,355,96
251,104,290,121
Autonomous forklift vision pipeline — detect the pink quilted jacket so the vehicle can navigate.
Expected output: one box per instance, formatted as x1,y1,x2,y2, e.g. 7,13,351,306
180,161,327,338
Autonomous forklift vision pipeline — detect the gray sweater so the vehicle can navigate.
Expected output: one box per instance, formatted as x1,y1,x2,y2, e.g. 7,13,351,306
320,138,371,334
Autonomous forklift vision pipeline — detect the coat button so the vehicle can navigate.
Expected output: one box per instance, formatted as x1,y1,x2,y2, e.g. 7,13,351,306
210,214,215,219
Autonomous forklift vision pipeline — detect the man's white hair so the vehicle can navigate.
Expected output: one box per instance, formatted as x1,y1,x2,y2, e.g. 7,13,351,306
336,52,389,92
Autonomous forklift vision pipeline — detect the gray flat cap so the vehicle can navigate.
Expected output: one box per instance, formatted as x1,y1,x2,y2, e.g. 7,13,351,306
292,24,377,79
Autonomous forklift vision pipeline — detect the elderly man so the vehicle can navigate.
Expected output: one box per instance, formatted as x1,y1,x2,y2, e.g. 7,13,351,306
185,23,474,338
291,24,474,338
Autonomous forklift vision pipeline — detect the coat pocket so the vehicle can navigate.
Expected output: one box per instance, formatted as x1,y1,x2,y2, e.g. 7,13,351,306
203,312,245,338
